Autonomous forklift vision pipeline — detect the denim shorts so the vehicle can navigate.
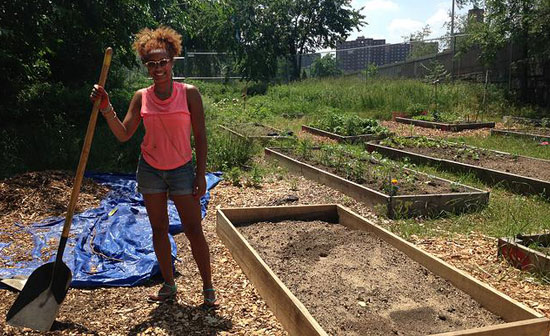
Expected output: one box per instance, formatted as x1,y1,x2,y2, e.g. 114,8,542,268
136,156,195,195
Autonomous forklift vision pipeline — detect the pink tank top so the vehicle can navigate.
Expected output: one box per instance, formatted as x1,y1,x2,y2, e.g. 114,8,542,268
140,81,192,170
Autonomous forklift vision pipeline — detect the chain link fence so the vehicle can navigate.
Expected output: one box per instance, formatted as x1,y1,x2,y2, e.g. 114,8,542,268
172,35,549,107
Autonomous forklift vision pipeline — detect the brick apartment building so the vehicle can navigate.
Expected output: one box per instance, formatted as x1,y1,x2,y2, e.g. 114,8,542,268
336,36,411,72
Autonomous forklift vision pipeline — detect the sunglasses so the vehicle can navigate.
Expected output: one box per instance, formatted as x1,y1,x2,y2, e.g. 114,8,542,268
143,58,171,69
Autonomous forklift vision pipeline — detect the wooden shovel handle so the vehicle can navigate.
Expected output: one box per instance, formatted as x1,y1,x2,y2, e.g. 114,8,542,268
60,48,113,240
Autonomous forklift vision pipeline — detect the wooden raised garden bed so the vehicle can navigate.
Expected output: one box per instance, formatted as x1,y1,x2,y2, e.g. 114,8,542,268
366,138,550,197
218,123,293,143
265,147,489,219
503,116,548,127
395,117,495,132
217,204,550,336
498,234,550,276
491,129,550,142
301,125,387,143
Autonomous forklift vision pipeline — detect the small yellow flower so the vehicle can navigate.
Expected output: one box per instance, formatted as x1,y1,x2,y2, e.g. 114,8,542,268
391,179,398,185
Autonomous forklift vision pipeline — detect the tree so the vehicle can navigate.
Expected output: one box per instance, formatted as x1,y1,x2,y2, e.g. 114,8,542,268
404,25,439,60
310,54,342,78
227,0,285,81
457,0,550,104
281,0,365,80
0,0,159,120
227,0,365,81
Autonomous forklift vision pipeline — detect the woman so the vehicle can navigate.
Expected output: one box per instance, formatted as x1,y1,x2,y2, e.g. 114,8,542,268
90,26,218,306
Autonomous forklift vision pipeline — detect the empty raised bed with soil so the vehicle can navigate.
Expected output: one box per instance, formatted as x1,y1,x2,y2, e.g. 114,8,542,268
265,147,488,218
367,137,550,197
395,117,495,132
502,116,549,127
301,125,387,143
218,123,293,142
217,205,550,336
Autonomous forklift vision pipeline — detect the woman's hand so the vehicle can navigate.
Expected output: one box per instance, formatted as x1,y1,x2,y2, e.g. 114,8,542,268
90,84,111,110
192,175,206,200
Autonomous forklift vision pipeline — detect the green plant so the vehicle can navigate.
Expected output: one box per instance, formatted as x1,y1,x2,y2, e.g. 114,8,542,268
226,167,243,186
295,138,314,159
381,177,399,196
244,165,264,188
310,113,389,136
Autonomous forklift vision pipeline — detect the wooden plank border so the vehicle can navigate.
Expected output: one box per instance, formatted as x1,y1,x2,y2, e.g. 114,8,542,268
218,124,294,143
301,125,385,143
498,235,550,275
491,129,550,142
217,206,332,336
395,117,495,132
216,204,550,336
503,116,548,127
366,141,550,197
265,148,489,219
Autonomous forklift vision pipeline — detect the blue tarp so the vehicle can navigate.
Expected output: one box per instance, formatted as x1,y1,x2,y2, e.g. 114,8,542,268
0,172,222,288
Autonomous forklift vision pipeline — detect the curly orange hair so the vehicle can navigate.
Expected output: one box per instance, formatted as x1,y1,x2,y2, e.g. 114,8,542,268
132,26,183,60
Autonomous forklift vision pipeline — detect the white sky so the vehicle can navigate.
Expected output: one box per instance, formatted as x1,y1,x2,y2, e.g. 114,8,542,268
348,0,469,43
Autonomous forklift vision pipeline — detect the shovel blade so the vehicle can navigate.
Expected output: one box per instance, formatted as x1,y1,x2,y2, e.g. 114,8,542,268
6,261,72,331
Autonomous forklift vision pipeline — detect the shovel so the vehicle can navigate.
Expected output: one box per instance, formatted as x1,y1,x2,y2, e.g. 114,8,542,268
6,47,113,331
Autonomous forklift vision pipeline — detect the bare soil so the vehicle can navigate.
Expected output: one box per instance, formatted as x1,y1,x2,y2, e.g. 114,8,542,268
397,143,550,182
238,220,503,335
279,148,469,195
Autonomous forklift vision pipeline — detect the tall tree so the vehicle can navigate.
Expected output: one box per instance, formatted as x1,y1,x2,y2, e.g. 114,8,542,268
227,0,365,81
457,0,550,104
280,0,365,80
0,0,158,120
404,25,439,60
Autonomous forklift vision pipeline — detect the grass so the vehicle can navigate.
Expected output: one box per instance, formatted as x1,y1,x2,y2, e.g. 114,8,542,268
454,135,550,161
6,74,549,244
388,163,550,240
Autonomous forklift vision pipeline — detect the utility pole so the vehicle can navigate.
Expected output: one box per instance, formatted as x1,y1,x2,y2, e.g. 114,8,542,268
450,0,456,80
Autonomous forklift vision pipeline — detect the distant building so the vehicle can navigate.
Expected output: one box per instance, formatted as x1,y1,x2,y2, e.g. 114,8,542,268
468,7,484,23
336,36,410,72
386,43,411,64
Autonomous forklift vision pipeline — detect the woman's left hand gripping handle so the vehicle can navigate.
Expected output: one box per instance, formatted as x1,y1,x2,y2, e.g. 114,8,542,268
90,84,111,110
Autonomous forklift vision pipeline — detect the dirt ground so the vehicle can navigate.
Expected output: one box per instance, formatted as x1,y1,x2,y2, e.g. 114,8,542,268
0,166,549,335
239,220,502,335
394,142,550,182
279,148,469,195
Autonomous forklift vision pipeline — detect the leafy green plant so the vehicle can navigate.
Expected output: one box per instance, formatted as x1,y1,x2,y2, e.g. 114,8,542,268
310,113,389,136
295,138,314,159
226,167,243,186
244,165,264,188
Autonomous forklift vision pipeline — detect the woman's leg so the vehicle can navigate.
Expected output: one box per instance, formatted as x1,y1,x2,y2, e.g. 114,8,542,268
143,192,175,287
171,194,217,304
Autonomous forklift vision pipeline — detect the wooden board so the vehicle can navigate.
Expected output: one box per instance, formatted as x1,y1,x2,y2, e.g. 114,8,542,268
301,125,383,143
265,147,489,218
366,141,550,197
491,129,550,142
217,207,331,336
503,116,548,127
218,124,294,142
395,117,495,132
498,236,550,275
217,204,550,336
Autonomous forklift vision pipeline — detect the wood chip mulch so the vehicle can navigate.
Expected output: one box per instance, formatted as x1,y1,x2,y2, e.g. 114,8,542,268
381,120,502,139
0,166,548,335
